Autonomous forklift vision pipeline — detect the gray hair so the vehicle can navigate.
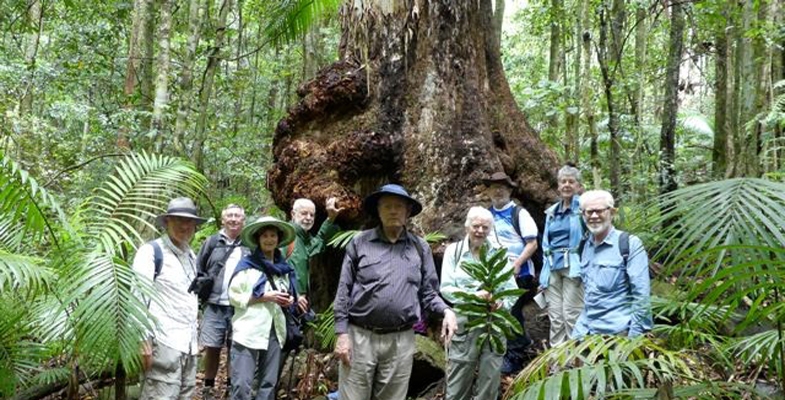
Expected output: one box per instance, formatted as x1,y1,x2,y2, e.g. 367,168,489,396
579,190,615,209
221,204,245,217
558,165,582,182
292,198,315,211
464,206,494,228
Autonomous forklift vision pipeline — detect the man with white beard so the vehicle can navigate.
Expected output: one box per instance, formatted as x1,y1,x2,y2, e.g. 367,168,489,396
571,190,652,339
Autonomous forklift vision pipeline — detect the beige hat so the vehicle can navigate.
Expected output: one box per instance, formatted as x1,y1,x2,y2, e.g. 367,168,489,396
240,216,296,249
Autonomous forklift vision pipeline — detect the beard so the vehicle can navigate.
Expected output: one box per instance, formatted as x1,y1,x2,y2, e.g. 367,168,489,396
586,219,611,235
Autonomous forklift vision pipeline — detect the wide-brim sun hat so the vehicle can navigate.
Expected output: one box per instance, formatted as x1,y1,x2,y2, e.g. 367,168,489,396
241,216,296,249
482,171,518,188
155,197,208,226
363,183,423,218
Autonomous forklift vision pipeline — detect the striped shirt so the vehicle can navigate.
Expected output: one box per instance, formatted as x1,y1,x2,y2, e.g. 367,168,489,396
334,227,449,334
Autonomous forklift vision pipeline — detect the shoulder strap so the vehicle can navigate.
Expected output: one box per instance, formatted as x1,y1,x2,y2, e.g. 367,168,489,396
619,231,630,267
408,232,426,266
511,204,522,237
150,240,163,281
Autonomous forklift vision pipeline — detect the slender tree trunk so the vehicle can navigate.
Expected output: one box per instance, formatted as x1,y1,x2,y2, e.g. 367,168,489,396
151,0,173,144
713,11,729,177
248,23,263,126
232,0,245,137
597,2,621,196
140,0,156,128
20,0,43,115
772,0,784,170
581,0,600,186
173,0,203,155
737,0,761,176
120,0,150,149
492,0,504,54
547,0,563,137
193,0,233,171
632,4,646,125
563,0,581,165
659,0,683,195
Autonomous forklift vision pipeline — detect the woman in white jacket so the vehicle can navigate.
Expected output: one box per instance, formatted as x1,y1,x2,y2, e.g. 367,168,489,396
229,216,297,400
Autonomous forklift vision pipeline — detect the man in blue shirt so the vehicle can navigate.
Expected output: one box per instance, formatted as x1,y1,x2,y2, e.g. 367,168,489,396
572,190,652,338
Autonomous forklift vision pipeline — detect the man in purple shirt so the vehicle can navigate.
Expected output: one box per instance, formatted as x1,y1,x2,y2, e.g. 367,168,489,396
333,184,458,400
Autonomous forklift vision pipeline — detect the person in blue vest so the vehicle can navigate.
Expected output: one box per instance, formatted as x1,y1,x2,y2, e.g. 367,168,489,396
572,190,652,338
539,165,585,347
482,171,538,375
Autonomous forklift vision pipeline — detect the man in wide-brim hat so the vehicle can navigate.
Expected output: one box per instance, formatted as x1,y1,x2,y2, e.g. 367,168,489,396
133,197,206,400
333,183,457,400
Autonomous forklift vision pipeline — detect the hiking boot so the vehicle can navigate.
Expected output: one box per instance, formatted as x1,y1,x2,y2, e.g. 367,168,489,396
501,352,524,375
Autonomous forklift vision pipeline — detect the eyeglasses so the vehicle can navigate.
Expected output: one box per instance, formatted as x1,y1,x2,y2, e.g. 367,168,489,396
582,207,611,216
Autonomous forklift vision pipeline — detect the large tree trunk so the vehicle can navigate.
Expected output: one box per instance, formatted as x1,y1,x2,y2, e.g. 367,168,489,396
659,0,683,196
268,0,558,308
20,0,43,116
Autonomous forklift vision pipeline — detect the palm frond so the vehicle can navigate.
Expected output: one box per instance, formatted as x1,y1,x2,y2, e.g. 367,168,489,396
328,229,360,249
0,152,66,248
728,329,785,372
87,151,207,254
423,231,448,244
0,250,49,293
263,0,342,47
505,335,696,400
313,302,336,350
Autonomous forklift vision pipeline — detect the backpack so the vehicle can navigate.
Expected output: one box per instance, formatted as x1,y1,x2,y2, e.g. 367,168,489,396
145,240,164,308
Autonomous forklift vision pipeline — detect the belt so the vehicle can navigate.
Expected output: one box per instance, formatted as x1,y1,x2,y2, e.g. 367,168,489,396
351,321,412,335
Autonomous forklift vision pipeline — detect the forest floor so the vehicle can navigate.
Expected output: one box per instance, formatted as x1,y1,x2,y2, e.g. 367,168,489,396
39,302,547,400
190,301,549,400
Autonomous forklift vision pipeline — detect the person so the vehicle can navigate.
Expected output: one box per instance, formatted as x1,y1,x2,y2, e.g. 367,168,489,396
132,197,207,400
333,183,458,400
197,204,250,400
482,171,538,374
228,216,298,400
539,165,585,347
440,207,518,400
572,190,653,339
287,197,343,314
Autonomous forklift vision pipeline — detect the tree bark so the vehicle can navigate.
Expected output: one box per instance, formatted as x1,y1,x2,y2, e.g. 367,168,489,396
20,0,43,116
712,8,729,177
140,0,156,128
580,0,600,186
632,4,646,126
737,0,762,176
151,0,173,139
597,2,621,196
547,0,563,138
659,0,683,195
268,1,559,307
173,0,203,155
192,0,233,171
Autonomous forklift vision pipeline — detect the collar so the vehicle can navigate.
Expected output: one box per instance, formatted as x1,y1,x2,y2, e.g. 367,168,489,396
555,195,580,214
491,201,516,212
590,226,617,247
219,229,242,245
370,226,411,244
458,237,495,258
162,234,191,257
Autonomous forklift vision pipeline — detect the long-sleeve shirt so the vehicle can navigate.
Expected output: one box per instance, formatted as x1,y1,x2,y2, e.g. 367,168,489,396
228,266,289,350
285,219,339,295
572,228,653,338
132,236,199,355
333,227,449,334
539,196,584,288
440,238,518,310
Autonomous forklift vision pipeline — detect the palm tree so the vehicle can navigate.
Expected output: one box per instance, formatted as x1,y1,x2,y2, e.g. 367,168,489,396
0,151,206,399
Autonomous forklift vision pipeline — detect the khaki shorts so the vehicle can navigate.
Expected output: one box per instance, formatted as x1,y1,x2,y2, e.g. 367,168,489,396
140,341,198,400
